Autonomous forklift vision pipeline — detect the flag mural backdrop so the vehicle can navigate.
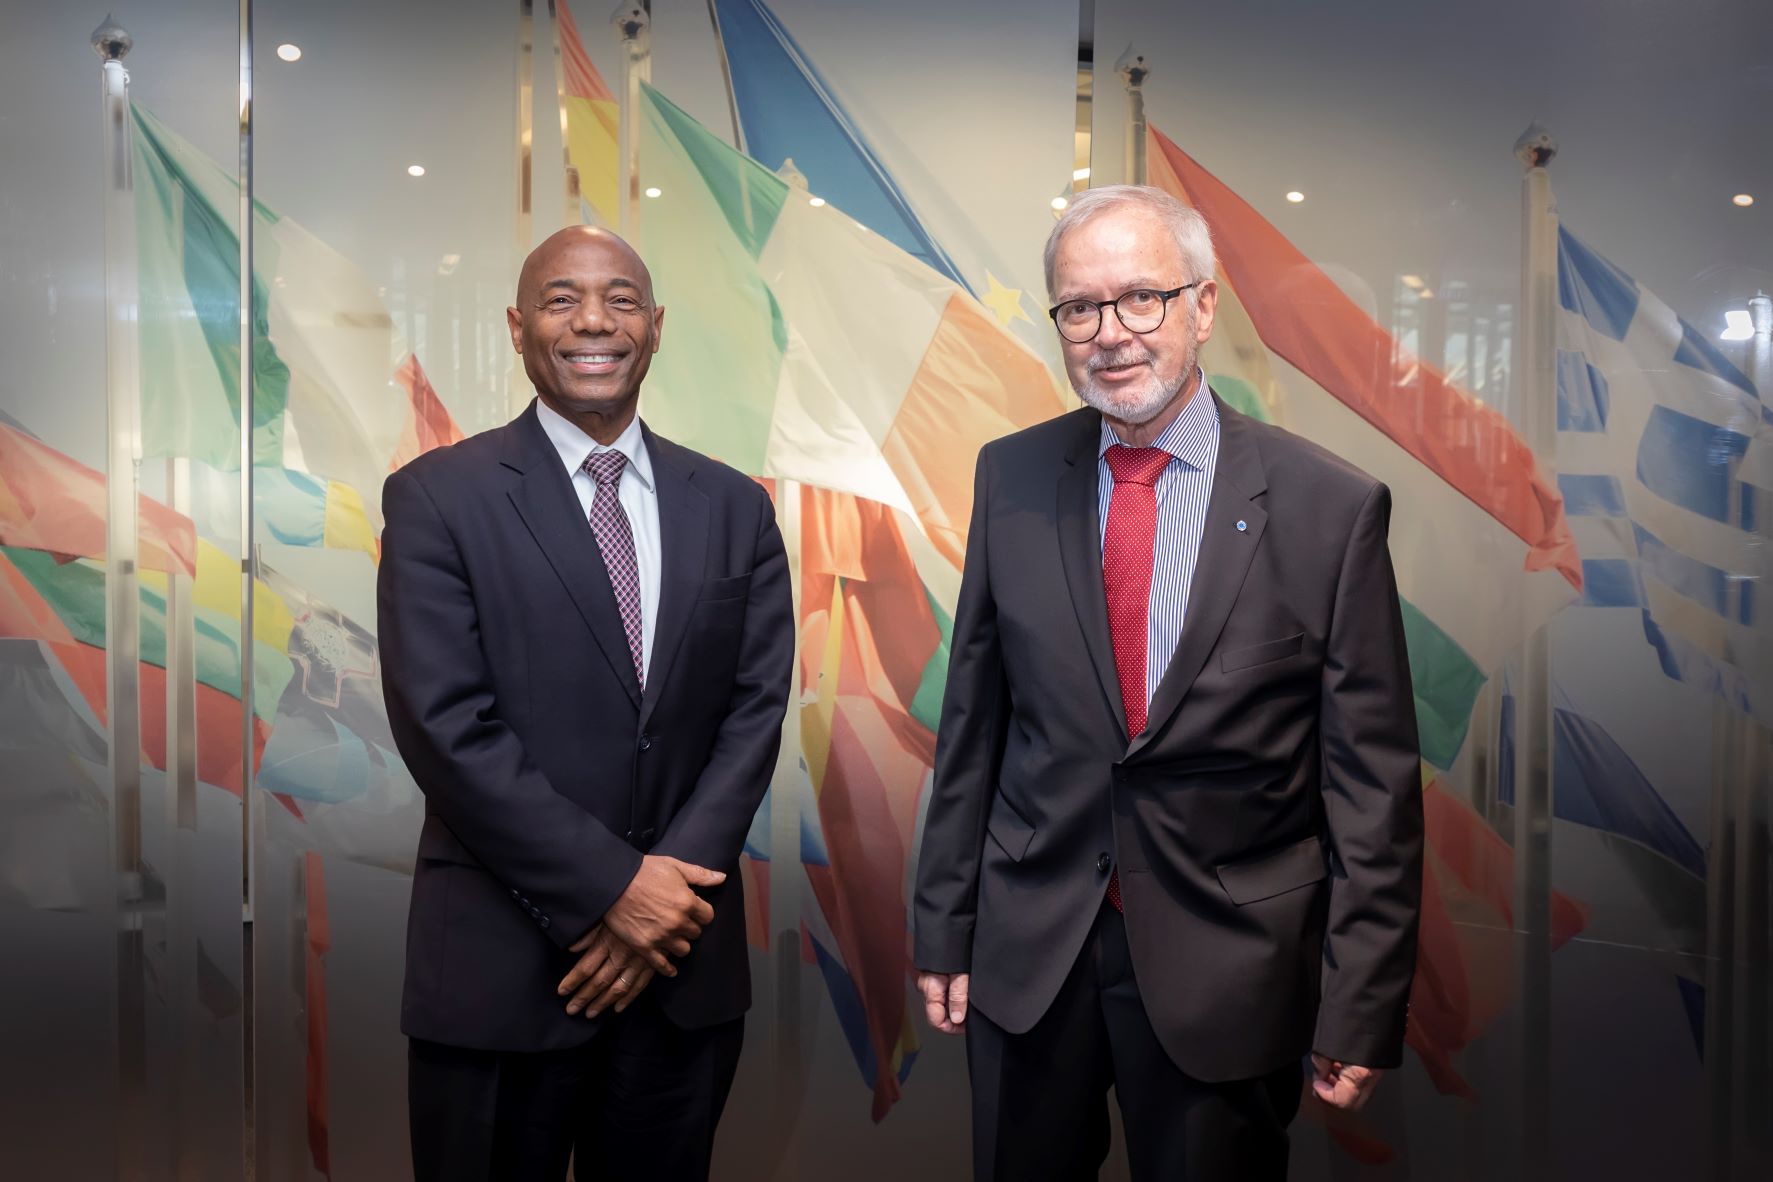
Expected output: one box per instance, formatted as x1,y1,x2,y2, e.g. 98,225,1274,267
1554,225,1771,729
633,73,1065,1115
1547,221,1770,973
12,4,1758,1173
0,101,466,1177
549,0,1623,1127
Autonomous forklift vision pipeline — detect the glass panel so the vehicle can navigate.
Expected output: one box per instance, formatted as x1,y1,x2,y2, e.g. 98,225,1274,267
1092,2,1772,1179
6,2,1765,1179
248,1,522,1176
0,2,247,1178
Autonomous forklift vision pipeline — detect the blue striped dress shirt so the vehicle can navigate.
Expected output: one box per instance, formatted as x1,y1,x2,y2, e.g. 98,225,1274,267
1097,371,1222,715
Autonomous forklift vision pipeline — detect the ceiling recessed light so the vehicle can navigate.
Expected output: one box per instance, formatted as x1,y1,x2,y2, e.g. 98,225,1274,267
1051,196,1069,211
643,186,662,198
1732,193,1754,208
407,164,426,177
1286,190,1305,203
276,43,301,62
808,196,826,207
1720,309,1754,341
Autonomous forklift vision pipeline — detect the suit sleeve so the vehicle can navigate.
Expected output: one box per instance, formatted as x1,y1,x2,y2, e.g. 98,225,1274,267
912,449,1012,974
650,482,794,871
1313,481,1425,1068
378,466,642,950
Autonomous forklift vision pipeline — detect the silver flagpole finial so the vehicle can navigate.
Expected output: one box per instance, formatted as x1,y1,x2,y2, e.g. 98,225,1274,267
611,4,650,44
1115,44,1149,90
1514,121,1557,170
91,15,133,61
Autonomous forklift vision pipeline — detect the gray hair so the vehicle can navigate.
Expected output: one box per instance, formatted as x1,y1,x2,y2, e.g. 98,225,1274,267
1043,184,1216,299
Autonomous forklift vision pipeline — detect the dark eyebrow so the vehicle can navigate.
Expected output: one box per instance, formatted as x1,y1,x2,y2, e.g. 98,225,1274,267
540,278,582,293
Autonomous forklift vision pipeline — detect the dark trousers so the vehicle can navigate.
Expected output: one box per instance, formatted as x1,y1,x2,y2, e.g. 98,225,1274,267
967,902,1304,1182
408,995,743,1182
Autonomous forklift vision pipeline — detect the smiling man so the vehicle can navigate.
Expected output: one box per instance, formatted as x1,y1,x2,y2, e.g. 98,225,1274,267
913,186,1424,1181
378,225,793,1182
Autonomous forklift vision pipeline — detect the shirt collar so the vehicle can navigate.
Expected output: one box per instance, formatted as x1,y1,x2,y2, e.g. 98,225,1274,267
535,397,655,493
1097,367,1219,471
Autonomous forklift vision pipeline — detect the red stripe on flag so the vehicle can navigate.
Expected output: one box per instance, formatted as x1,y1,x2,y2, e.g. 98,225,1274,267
0,423,197,576
557,1,616,102
390,354,465,473
1147,126,1581,590
1406,781,1588,1098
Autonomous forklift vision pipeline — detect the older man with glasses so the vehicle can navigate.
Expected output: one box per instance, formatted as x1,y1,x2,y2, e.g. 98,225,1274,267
913,185,1424,1182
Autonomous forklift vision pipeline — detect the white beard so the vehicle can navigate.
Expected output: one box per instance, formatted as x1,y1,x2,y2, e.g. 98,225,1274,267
1073,343,1194,425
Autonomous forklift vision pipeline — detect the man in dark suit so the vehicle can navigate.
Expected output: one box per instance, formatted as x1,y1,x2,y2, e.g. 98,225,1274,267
378,225,793,1182
913,185,1424,1181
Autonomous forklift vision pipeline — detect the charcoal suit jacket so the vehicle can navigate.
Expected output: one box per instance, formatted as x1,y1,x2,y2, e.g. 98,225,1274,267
914,393,1424,1080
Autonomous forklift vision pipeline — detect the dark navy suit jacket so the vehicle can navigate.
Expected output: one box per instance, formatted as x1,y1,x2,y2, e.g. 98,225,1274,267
378,400,792,1052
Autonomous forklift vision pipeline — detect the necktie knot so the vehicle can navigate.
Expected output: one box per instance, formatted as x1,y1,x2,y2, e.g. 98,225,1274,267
583,449,628,487
1105,444,1171,487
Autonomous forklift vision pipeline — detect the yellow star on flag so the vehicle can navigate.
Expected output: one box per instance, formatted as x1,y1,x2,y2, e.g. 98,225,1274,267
981,271,1033,328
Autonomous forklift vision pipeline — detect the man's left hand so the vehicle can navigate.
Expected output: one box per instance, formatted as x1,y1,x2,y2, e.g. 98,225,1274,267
557,925,657,1019
1310,1053,1383,1111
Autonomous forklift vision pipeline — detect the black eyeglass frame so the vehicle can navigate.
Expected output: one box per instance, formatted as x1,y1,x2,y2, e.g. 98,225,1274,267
1046,282,1198,343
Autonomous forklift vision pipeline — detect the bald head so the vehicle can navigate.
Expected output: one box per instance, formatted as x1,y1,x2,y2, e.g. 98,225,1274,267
507,225,665,444
517,224,654,306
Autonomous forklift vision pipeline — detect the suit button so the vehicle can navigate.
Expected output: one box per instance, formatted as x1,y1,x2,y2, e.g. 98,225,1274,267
1097,853,1111,874
510,889,520,900
639,734,653,751
539,916,551,929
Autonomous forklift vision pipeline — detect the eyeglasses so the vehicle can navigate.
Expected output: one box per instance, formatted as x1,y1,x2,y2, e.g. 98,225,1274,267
1047,283,1197,344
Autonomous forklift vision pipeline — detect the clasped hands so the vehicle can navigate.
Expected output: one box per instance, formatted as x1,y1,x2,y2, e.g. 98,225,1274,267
555,854,725,1019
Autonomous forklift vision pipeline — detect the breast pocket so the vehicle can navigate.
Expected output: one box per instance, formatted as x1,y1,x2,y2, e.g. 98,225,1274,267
1220,632,1305,673
700,572,751,602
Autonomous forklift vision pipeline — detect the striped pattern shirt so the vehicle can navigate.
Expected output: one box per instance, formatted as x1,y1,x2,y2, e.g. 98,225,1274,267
1097,371,1222,713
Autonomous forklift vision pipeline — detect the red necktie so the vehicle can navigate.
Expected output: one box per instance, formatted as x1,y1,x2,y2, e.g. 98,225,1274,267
1101,444,1171,911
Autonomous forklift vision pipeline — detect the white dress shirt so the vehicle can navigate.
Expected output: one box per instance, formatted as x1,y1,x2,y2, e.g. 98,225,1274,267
535,398,662,683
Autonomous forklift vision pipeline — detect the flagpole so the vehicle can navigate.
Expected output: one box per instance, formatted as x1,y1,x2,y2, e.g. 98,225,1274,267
1071,0,1095,200
546,2,581,226
1118,48,1148,186
613,4,651,243
703,0,760,240
513,0,537,416
234,4,264,1174
91,20,151,1179
1512,121,1558,1182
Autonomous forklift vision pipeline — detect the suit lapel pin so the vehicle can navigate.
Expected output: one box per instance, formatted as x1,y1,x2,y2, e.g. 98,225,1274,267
1236,519,1248,532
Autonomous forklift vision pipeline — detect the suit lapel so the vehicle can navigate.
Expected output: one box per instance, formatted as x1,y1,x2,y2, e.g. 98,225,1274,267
502,402,642,710
1128,396,1268,758
1056,413,1130,738
638,425,707,730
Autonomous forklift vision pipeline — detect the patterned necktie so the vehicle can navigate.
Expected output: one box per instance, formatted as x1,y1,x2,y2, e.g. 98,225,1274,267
1101,444,1172,912
583,450,644,689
